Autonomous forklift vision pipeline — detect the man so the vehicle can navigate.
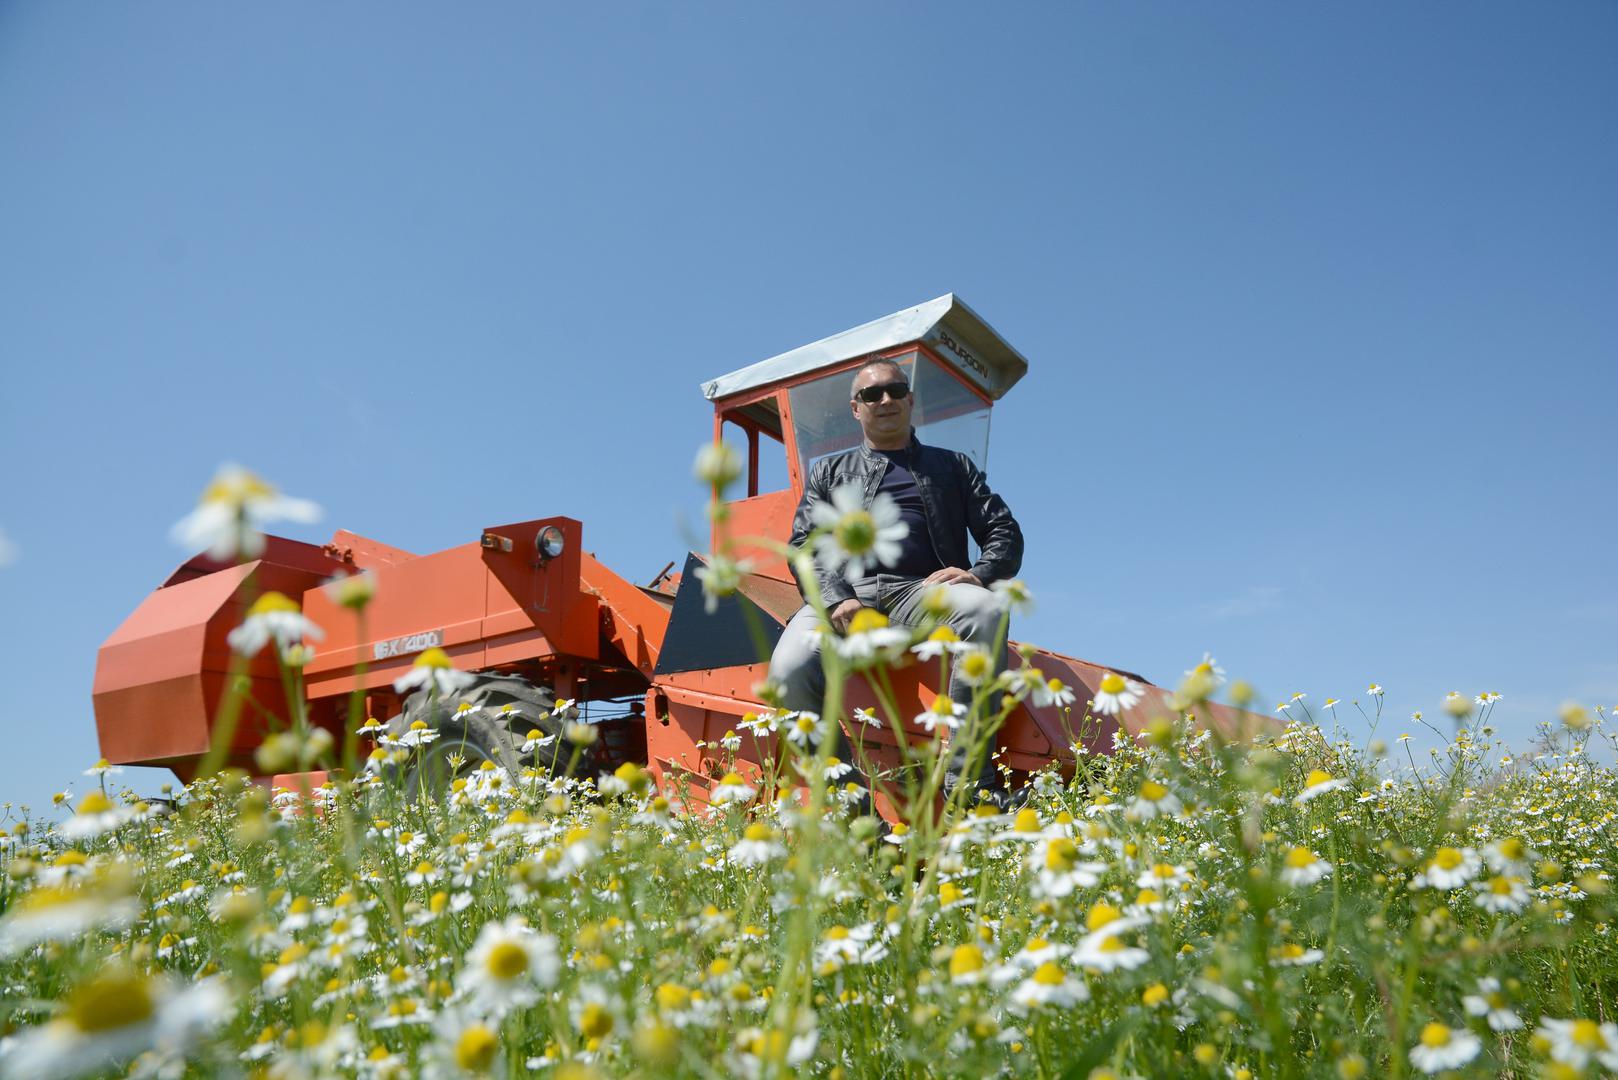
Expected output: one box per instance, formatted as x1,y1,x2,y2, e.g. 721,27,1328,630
768,357,1025,811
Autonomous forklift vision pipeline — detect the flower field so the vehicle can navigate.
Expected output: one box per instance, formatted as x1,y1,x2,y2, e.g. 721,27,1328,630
3,466,1617,1079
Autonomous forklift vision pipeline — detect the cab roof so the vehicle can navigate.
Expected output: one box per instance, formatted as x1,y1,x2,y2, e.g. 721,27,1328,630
701,293,1030,403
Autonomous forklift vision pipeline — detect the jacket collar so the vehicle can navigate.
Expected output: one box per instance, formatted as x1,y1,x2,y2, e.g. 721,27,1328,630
858,430,921,463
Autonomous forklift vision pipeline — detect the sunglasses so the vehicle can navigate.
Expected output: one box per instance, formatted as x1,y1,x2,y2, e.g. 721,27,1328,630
854,381,911,405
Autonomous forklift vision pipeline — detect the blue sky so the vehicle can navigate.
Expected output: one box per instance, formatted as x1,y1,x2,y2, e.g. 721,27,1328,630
2,3,1614,815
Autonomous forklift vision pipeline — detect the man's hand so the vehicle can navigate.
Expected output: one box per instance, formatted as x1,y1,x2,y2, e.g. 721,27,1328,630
923,567,982,588
829,598,865,634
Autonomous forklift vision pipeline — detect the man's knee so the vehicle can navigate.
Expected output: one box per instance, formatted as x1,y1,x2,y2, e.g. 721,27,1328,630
768,609,826,707
945,584,1005,643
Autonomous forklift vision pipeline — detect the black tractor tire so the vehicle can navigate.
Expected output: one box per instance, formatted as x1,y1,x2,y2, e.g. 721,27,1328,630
382,673,600,800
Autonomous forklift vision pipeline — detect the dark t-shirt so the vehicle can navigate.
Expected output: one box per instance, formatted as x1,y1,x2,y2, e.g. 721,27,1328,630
875,448,943,578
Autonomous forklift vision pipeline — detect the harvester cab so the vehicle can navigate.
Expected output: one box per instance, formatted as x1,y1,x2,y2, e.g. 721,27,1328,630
697,294,1027,580
93,294,1258,815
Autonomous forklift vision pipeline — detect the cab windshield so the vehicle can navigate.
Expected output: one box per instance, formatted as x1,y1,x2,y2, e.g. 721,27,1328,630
787,352,992,478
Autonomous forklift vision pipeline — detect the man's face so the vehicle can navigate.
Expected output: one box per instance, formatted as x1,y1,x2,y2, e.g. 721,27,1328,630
849,363,913,447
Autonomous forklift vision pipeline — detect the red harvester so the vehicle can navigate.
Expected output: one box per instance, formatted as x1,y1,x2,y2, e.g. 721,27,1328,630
93,295,1257,815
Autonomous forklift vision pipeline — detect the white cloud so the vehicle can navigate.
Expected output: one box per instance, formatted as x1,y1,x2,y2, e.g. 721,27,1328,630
0,528,17,568
1195,585,1282,621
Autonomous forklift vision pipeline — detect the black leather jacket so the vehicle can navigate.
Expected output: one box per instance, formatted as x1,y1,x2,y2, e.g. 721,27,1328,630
788,434,1023,607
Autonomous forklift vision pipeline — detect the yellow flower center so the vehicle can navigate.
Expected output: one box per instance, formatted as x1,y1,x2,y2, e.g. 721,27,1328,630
1086,903,1121,932
485,941,529,980
1489,877,1515,895
1099,673,1126,695
1135,888,1161,905
1032,962,1066,987
1149,863,1177,880
579,1002,614,1039
1433,847,1465,870
1138,781,1168,803
455,1024,499,1072
1013,808,1041,833
825,926,850,941
834,511,877,555
66,971,154,1033
719,772,743,787
927,626,959,643
202,470,274,505
1497,838,1525,860
949,944,985,977
847,608,890,635
1419,1023,1452,1048
1304,769,1334,788
247,592,302,617
76,791,114,815
743,823,772,842
413,646,453,669
1142,983,1169,1006
1285,847,1318,868
1571,1019,1606,1049
656,983,691,1010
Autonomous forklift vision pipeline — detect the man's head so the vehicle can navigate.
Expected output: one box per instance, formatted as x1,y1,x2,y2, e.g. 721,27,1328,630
849,359,913,451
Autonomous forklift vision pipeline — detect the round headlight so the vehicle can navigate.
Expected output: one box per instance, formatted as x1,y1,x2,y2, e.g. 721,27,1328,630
536,525,565,560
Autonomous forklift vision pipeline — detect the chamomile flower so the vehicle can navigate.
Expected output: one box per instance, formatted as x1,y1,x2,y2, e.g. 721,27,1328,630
815,924,887,969
392,647,476,696
1184,653,1227,687
1294,769,1350,804
911,626,962,660
1482,836,1534,874
1272,943,1325,967
170,463,321,561
1278,847,1332,887
710,773,757,807
0,968,230,1080
1092,672,1143,716
396,721,440,748
952,645,995,687
989,578,1034,612
1136,862,1191,891
810,485,907,579
1126,780,1182,821
59,790,131,840
1071,905,1150,972
227,592,325,657
1031,838,1107,898
459,917,559,1015
833,609,910,666
728,823,785,867
1407,1022,1480,1074
1009,962,1089,1010
693,441,743,491
916,696,966,734
1537,1018,1618,1072
1410,847,1481,890
1461,978,1523,1031
1032,676,1076,709
783,712,821,748
694,555,754,614
947,943,991,985
1471,874,1530,913
0,883,139,957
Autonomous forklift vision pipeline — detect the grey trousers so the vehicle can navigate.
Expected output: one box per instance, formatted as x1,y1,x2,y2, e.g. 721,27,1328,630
766,575,1011,799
